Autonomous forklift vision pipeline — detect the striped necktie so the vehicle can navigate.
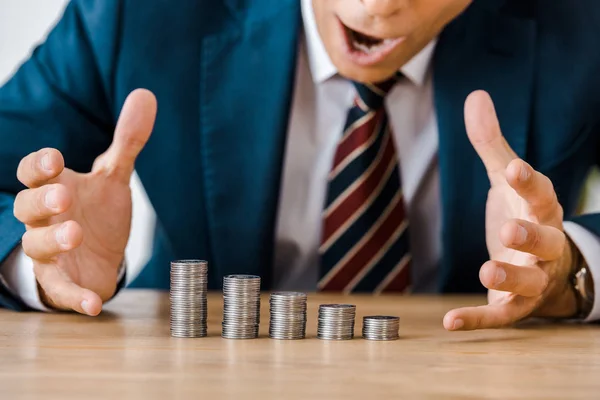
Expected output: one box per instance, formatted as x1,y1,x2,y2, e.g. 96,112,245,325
318,74,411,294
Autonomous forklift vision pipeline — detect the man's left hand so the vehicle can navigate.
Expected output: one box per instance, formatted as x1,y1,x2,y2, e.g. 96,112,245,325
443,90,578,331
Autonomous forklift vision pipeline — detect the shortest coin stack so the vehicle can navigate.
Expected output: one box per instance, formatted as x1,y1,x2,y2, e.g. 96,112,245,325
170,260,208,338
317,304,356,340
222,275,261,339
269,292,307,340
362,316,400,341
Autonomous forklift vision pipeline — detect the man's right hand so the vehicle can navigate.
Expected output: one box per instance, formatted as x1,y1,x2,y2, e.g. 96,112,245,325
13,89,157,316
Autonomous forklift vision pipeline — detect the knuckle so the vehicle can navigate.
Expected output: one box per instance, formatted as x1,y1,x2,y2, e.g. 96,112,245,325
542,175,556,192
30,151,41,174
515,159,529,177
523,224,541,253
13,191,26,221
21,231,35,257
517,162,534,187
510,268,521,291
555,203,564,221
474,313,483,329
44,226,59,249
16,153,35,184
539,196,558,218
45,148,65,170
30,189,47,218
553,232,567,259
36,188,50,213
535,183,560,219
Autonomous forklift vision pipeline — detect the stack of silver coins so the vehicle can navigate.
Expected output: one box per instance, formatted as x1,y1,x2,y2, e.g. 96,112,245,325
362,316,400,341
317,304,356,340
269,292,307,340
169,260,208,338
222,275,261,339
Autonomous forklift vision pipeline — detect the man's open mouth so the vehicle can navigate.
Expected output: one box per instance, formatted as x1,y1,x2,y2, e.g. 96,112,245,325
338,18,405,65
345,25,399,54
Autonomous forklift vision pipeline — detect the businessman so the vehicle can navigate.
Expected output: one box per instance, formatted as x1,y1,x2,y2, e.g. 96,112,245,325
0,0,599,331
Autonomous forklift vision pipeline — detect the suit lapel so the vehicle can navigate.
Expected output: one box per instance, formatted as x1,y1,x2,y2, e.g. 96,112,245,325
200,0,300,286
434,1,538,292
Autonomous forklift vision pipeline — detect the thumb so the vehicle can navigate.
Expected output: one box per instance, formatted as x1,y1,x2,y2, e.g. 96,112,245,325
94,89,157,182
464,90,517,181
36,262,104,316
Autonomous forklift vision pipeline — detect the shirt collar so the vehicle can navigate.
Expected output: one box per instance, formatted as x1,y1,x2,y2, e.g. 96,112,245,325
301,0,437,87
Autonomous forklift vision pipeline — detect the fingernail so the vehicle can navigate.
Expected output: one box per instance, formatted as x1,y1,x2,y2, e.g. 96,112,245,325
41,153,51,171
495,268,507,285
514,225,528,245
452,319,464,330
56,225,68,246
45,189,58,209
81,300,92,315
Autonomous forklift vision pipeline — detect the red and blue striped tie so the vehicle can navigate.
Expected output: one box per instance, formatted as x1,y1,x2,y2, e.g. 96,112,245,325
318,75,411,293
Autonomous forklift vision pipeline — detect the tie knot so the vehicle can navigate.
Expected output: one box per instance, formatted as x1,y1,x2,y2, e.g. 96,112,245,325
352,72,402,110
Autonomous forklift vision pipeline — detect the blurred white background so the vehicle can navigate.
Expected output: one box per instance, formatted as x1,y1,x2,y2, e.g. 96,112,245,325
0,0,154,284
0,0,68,82
1,0,599,283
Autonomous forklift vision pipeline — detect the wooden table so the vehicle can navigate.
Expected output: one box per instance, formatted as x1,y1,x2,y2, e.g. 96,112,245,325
1,290,599,399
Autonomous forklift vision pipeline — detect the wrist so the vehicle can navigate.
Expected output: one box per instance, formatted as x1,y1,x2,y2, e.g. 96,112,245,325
566,235,595,319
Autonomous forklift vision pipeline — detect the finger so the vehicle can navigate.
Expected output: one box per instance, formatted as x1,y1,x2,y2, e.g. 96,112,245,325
500,219,566,260
464,90,517,181
94,89,157,182
35,262,102,316
13,184,71,225
505,159,562,225
479,260,549,296
443,302,532,331
17,148,65,188
22,221,83,260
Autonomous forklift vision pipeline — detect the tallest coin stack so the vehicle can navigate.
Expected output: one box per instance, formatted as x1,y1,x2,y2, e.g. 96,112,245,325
169,260,208,338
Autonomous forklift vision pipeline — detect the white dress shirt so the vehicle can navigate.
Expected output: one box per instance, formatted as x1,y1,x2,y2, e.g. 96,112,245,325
273,0,440,293
2,0,600,321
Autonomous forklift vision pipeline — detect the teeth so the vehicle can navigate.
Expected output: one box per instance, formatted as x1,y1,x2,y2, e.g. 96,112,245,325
352,38,386,54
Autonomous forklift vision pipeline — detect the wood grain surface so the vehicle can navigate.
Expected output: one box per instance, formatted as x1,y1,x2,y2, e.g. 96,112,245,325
0,290,599,400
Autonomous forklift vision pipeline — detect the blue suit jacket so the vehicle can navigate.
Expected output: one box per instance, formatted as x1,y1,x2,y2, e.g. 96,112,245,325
2,0,600,310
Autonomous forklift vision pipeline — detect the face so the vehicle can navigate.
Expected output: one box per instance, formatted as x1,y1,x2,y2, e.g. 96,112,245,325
312,0,472,83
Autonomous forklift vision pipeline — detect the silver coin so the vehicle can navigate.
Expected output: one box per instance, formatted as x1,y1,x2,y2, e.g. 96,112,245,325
319,304,356,309
221,275,261,339
169,260,209,338
224,274,260,280
268,292,307,340
317,303,356,341
362,316,400,340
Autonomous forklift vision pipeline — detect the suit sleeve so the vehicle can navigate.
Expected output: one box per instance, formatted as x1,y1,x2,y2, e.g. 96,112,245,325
0,0,123,310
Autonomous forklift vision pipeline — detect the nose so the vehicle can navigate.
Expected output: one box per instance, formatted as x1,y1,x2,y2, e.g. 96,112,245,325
360,0,404,17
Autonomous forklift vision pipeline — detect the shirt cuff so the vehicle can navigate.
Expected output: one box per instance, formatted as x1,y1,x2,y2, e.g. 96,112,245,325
563,221,600,322
0,246,128,312
0,246,51,311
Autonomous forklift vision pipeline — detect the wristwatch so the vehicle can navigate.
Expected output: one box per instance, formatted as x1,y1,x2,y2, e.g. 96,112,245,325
569,241,595,319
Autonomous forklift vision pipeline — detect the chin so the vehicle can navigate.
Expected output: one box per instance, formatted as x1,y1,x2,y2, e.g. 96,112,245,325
332,56,400,84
